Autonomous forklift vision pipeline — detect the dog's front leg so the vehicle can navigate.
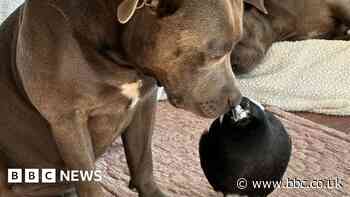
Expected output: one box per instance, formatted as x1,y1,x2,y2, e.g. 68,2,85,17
51,111,104,197
122,89,167,197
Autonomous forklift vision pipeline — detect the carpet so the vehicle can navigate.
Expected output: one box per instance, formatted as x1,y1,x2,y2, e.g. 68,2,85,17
97,102,350,197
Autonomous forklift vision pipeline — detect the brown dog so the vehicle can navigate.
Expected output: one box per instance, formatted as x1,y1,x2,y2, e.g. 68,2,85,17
231,0,350,74
0,0,271,196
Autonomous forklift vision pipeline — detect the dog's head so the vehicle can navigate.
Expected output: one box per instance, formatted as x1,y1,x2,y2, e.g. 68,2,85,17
119,0,247,118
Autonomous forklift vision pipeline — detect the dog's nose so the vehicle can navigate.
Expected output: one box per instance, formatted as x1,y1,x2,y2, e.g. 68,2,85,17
222,84,242,107
228,92,242,107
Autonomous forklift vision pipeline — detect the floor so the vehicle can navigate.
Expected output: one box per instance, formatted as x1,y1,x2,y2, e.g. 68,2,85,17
97,102,350,197
295,112,350,134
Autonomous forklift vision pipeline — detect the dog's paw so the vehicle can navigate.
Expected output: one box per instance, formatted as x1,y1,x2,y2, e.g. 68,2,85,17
62,191,78,197
0,190,22,197
140,188,168,197
129,179,168,197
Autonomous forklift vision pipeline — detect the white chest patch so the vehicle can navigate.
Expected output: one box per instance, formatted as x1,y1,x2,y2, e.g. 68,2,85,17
347,29,350,35
121,80,143,109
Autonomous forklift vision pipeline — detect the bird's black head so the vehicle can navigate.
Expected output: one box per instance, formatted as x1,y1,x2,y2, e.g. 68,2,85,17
199,97,291,196
216,97,267,136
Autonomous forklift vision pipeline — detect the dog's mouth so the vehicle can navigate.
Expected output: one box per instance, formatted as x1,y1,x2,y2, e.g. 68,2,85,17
199,102,222,118
199,98,240,119
168,96,185,109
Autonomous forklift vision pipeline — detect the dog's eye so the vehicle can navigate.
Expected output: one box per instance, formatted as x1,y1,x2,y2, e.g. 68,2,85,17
209,53,225,61
207,39,233,60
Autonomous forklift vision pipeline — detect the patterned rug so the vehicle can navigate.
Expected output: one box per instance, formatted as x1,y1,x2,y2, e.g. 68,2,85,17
97,102,350,197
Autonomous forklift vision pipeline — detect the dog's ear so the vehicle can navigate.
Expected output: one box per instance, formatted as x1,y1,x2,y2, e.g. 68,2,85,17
155,0,182,17
244,0,268,14
118,0,141,24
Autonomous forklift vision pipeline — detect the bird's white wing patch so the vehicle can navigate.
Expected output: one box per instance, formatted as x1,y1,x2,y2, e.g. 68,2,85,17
121,80,143,109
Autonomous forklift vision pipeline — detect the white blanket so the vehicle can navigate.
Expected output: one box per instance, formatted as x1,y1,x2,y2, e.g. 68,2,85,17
0,0,23,23
238,39,350,116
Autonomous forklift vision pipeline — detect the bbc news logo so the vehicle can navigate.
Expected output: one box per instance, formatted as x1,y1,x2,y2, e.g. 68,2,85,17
8,169,102,183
